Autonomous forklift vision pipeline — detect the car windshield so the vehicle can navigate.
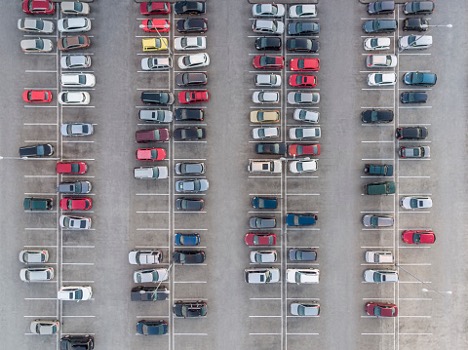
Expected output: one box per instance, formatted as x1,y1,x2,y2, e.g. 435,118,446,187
410,198,418,208
35,39,45,50
35,20,45,30
257,129,265,137
63,217,70,227
374,74,383,83
150,149,158,158
374,306,381,316
413,233,421,243
260,56,275,66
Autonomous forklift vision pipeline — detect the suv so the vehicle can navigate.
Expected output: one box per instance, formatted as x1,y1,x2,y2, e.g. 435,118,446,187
362,19,398,33
175,162,205,175
367,1,395,14
57,181,92,194
365,251,394,264
400,91,428,104
252,20,284,35
403,72,437,86
399,145,430,158
135,128,169,143
175,72,207,87
19,144,54,158
173,301,208,318
141,91,174,105
23,197,53,211
395,127,427,140
255,37,282,51
362,214,394,227
365,181,396,195
131,286,170,301
60,335,94,350
364,164,393,176
248,160,282,173
403,1,434,15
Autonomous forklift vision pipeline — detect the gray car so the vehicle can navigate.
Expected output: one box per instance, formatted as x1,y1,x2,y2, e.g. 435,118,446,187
176,179,209,193
17,18,54,33
249,216,276,229
60,55,92,69
289,248,317,261
139,109,173,123
141,57,172,71
20,267,54,282
60,123,94,137
57,181,92,194
362,214,394,227
290,302,320,316
175,162,205,175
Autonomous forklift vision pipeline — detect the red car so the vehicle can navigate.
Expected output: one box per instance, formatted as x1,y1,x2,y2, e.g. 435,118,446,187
141,19,170,33
140,1,171,15
402,230,436,244
290,58,320,72
178,90,209,104
22,90,53,103
244,232,277,246
136,148,167,161
56,161,88,175
288,144,321,157
252,55,284,70
22,0,55,15
365,302,398,317
60,197,93,211
289,74,317,88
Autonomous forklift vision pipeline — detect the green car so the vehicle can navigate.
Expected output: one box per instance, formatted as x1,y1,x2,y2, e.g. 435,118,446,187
366,181,396,195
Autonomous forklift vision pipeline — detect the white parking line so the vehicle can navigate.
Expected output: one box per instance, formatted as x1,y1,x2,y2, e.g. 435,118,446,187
362,158,394,161
24,315,56,318
24,105,56,108
398,315,431,318
398,175,430,179
398,123,431,126
361,333,394,336
24,297,56,301
250,333,281,336
137,315,168,318
23,123,57,126
287,333,319,336
250,297,281,301
400,297,432,301
399,106,432,109
285,175,318,179
399,246,431,249
63,245,95,249
360,106,394,109
62,281,95,284
248,210,282,214
174,333,208,336
62,263,94,266
362,140,393,143
25,228,57,231
62,140,95,144
361,246,393,249
24,140,57,143
249,315,281,318
62,315,96,318
136,228,169,231
173,281,207,284
399,333,432,335
286,193,320,196
135,193,170,196
136,211,170,214
24,174,56,178
360,210,393,214
25,70,57,73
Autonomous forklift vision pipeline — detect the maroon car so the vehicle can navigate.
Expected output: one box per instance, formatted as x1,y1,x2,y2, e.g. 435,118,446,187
288,144,321,157
22,0,55,15
252,55,284,70
365,302,398,317
135,128,170,143
244,233,277,246
140,1,171,15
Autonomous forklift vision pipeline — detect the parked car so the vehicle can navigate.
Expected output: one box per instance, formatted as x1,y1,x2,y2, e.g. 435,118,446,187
174,36,206,50
22,0,55,15
289,4,317,18
252,55,284,70
290,58,320,71
140,19,170,33
19,144,54,158
57,286,92,301
20,267,54,282
59,215,91,230
255,143,286,155
61,55,91,69
58,91,90,105
289,159,318,174
178,90,209,104
289,248,317,261
362,214,394,227
288,21,320,35
250,250,277,263
141,57,171,71
252,91,280,104
364,269,398,283
131,286,170,301
175,108,204,121
173,250,206,264
250,110,280,123
403,71,437,86
293,109,320,123
136,148,167,161
175,1,206,15
403,17,429,31
395,126,428,140
140,2,171,15
61,1,90,15
364,164,393,176
141,91,174,105
252,19,284,35
60,197,92,211
288,143,320,156
365,181,396,195
57,181,92,194
60,335,94,350
135,128,170,143
367,1,395,14
252,127,279,140
403,1,434,15
399,145,430,158
17,18,54,33
22,90,52,103
289,74,317,88
175,197,204,211
176,18,208,33
402,230,436,244
400,196,432,209
56,161,87,175
178,53,210,69
129,250,163,265
175,162,205,175
400,91,428,103
366,54,397,68
21,38,53,53
367,72,397,86
365,302,398,317
244,232,276,246
289,127,321,140
286,268,320,284
136,320,168,335
30,320,60,335
133,268,169,283
57,17,91,33
58,35,91,51
288,92,320,104
176,179,209,193
362,19,397,33
19,249,49,264
286,38,319,52
249,216,276,229
365,251,394,264
61,73,95,88
23,197,53,211
255,74,282,87
245,268,280,284
363,37,391,51
173,127,206,140
134,166,168,180
398,35,432,50
255,37,282,51
173,301,208,318
248,160,282,173
251,4,285,17
251,196,278,209
286,213,318,226
175,72,207,87
139,109,173,123
61,123,93,137
361,109,394,124
290,302,320,316
174,233,200,246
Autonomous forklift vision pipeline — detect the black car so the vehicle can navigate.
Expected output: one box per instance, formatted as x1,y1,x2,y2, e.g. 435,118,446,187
131,286,169,301
19,144,54,158
395,126,428,140
173,301,208,318
136,320,168,335
175,72,207,87
141,91,174,105
289,248,318,261
176,18,208,33
400,91,428,104
173,127,206,140
367,1,395,14
175,197,204,211
174,1,206,15
60,335,94,350
175,108,205,121
286,38,319,53
175,162,205,175
255,143,286,155
403,1,434,15
173,250,206,264
361,109,394,124
362,19,398,33
403,17,428,31
288,21,320,35
254,37,282,51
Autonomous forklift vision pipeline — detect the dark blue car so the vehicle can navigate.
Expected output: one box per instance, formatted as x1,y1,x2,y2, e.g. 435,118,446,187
175,233,200,246
251,196,278,209
286,213,318,226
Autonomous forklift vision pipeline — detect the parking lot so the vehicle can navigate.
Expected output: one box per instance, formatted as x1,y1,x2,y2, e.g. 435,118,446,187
2,1,468,350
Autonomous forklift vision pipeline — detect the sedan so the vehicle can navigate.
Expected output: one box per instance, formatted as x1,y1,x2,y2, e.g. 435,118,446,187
58,17,91,33
22,90,52,103
141,19,170,33
61,1,90,15
141,57,171,71
402,230,436,244
173,127,206,140
403,17,429,32
289,4,317,18
250,250,277,263
30,320,60,335
175,1,206,15
252,55,284,70
400,196,432,209
131,286,168,302
255,37,282,51
363,37,391,51
60,335,94,349
288,21,320,35
133,268,169,283
60,123,94,137
286,38,320,53
289,127,321,140
395,126,428,140
176,179,209,193
136,148,167,161
136,320,168,336
403,71,437,86
252,127,279,140
245,268,280,284
176,18,208,33
251,196,278,209
178,90,209,104
398,34,432,50
286,268,320,284
367,72,397,86
175,72,207,87
288,144,320,156
400,91,428,104
255,143,286,155
58,91,90,105
244,232,276,246
404,1,434,15
249,216,276,229
175,197,204,211
290,58,320,71
178,53,210,69
288,92,320,105
61,55,91,69
59,215,91,230
250,110,280,123
60,197,92,211
289,159,318,174
174,36,206,50
19,249,49,264
58,35,91,51
140,1,171,15
175,233,200,246
289,74,317,88
134,166,168,180
289,248,317,261
251,3,285,17
22,0,55,15
20,38,53,53
290,302,320,316
57,286,92,301
17,18,54,33
252,91,280,104
365,302,398,317
293,109,320,123
175,108,204,121
252,19,284,34
173,250,206,264
361,109,394,124
142,37,168,52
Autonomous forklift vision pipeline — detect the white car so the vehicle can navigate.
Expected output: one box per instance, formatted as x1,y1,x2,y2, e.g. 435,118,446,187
58,91,91,105
30,320,60,335
363,37,391,51
290,302,320,316
133,268,169,283
289,159,318,174
251,4,285,17
255,74,281,87
399,35,432,50
289,127,321,140
58,17,91,33
252,91,280,104
288,92,320,104
59,215,92,230
252,19,284,35
364,269,399,283
178,53,210,69
367,73,397,86
20,38,53,53
141,57,171,71
249,250,277,263
61,1,90,15
252,127,279,140
245,268,280,284
174,36,207,51
134,166,169,180
287,268,320,284
60,123,94,137
19,249,49,264
129,250,163,265
293,109,320,123
366,54,397,68
17,18,54,33
400,196,432,210
20,267,54,282
61,55,91,69
57,286,93,301
289,4,317,18
61,73,95,88
365,251,394,264
139,109,173,123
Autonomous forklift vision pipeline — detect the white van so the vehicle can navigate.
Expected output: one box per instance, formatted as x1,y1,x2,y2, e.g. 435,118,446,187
365,251,394,264
248,160,282,173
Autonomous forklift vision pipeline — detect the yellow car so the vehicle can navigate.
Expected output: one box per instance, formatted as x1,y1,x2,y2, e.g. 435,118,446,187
142,37,168,52
250,110,280,123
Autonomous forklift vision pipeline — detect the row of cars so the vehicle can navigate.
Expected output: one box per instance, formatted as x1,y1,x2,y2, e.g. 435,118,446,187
360,0,436,319
18,1,96,348
245,3,321,317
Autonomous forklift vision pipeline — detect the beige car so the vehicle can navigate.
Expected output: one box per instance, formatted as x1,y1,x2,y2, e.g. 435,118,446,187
250,110,280,123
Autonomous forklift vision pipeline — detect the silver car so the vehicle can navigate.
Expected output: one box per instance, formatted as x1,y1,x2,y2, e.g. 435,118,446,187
58,17,91,33
141,57,172,71
17,18,54,33
61,55,92,69
133,268,169,283
255,74,282,87
60,123,94,136
20,267,54,282
290,302,320,316
61,1,90,15
289,127,321,140
362,214,394,227
128,250,163,265
134,166,168,180
252,127,280,139
174,36,207,51
19,249,49,264
288,92,320,104
252,91,280,104
249,250,277,263
20,38,53,53
139,109,173,123
57,286,93,301
176,179,209,193
245,268,280,284
30,320,60,335
178,53,210,69
293,109,320,123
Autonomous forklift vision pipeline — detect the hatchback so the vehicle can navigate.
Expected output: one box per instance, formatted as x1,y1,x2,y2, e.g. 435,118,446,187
255,37,281,51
